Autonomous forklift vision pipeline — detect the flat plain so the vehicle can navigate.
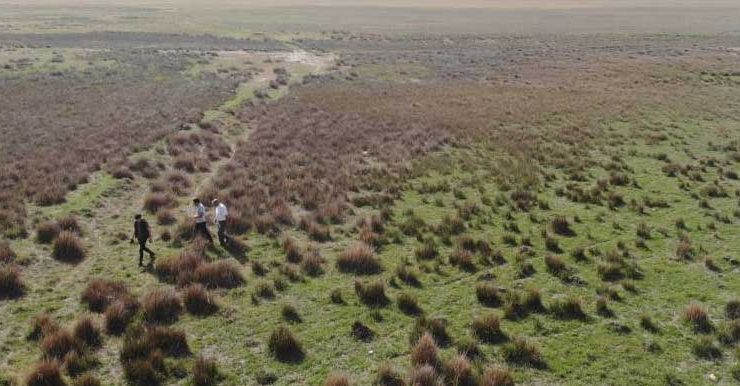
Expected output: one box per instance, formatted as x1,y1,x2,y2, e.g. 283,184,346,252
0,1,739,385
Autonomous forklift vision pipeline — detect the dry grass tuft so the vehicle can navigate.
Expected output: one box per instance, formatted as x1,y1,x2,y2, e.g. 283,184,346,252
683,303,713,333
0,240,16,263
41,328,78,360
81,279,131,313
408,365,443,386
194,261,245,289
0,264,25,299
354,280,389,307
26,360,65,386
337,243,382,275
73,316,102,348
267,325,304,363
52,231,85,263
193,355,220,386
501,336,545,368
377,363,405,386
480,366,515,386
104,298,139,335
472,313,507,344
142,288,182,325
27,313,59,342
324,373,352,386
35,221,62,244
183,284,219,316
443,354,476,386
475,283,502,307
411,333,440,368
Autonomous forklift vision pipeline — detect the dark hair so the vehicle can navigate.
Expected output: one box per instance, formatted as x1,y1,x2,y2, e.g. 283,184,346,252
193,198,200,204
135,214,142,220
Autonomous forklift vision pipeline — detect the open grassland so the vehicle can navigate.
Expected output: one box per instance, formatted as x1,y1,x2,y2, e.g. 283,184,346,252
1,29,739,386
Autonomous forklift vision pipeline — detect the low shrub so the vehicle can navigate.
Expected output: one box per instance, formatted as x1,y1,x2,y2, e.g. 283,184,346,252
337,243,382,275
472,313,506,344
456,337,483,361
155,209,177,226
411,333,440,368
26,360,65,386
355,280,389,307
183,284,218,316
142,289,182,324
154,251,205,286
52,231,85,263
267,325,304,362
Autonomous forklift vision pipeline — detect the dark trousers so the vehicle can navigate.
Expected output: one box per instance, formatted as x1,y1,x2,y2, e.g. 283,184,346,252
194,222,213,243
217,220,229,245
138,238,154,265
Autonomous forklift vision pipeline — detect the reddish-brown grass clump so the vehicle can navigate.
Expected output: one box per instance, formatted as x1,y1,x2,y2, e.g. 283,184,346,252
104,298,139,335
194,260,245,289
36,221,61,244
142,288,182,324
183,284,219,316
472,313,507,344
0,240,16,263
683,303,714,333
267,325,304,363
501,336,545,368
411,333,440,368
81,278,132,313
26,360,66,386
337,243,382,275
324,373,352,386
27,313,60,341
480,366,515,386
52,231,85,263
408,365,442,386
354,280,389,307
73,316,102,348
193,355,220,386
0,264,25,299
41,328,78,360
443,355,476,386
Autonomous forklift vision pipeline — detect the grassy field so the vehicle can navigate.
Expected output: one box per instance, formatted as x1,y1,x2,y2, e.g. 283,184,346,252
1,2,740,386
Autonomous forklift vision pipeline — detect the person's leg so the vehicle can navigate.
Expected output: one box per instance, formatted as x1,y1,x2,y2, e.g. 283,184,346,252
138,241,145,266
141,239,155,258
217,221,228,245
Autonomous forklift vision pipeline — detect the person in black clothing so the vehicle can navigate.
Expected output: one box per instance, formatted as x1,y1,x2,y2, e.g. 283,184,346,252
131,214,155,266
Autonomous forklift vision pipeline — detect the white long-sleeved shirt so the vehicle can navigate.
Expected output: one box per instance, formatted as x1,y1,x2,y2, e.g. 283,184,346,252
215,203,228,222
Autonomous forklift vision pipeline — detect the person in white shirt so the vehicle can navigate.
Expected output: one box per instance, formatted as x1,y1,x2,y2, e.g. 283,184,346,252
212,199,230,246
192,198,213,243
